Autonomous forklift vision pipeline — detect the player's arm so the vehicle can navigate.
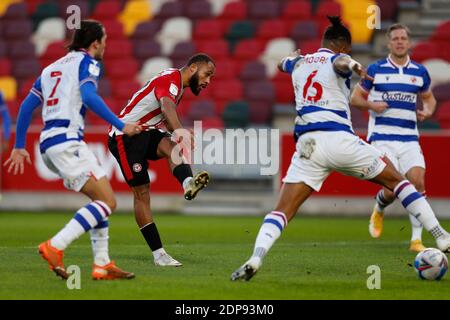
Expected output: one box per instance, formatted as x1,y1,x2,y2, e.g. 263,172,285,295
0,96,11,151
350,85,388,114
278,49,303,74
160,96,182,132
3,79,43,175
80,82,141,136
417,90,437,122
333,55,373,81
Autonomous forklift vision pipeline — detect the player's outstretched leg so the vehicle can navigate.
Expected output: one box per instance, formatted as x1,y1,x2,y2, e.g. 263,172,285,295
369,188,395,238
231,183,313,281
372,164,450,252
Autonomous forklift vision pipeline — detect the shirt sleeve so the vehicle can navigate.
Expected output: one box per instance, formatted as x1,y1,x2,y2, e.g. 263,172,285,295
30,76,43,102
15,92,42,148
359,63,376,92
79,55,100,88
420,67,431,92
154,72,181,104
280,56,303,75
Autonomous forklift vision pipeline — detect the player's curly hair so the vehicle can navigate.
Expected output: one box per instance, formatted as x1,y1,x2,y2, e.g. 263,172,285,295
323,16,352,45
67,20,105,51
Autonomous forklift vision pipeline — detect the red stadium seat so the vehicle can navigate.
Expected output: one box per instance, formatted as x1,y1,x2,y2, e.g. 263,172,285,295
298,39,322,54
101,20,126,40
248,101,273,124
211,79,244,114
111,80,141,107
39,41,67,68
233,39,264,61
105,58,139,80
282,1,313,30
213,59,237,80
217,1,247,31
256,19,288,41
432,21,450,41
272,72,295,104
0,58,12,76
91,0,122,20
411,41,439,63
316,1,341,19
193,19,224,40
104,39,133,59
196,39,229,59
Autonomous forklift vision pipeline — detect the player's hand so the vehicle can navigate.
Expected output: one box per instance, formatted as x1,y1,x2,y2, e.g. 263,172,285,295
3,148,31,175
122,122,142,136
352,63,374,82
417,108,433,122
368,101,388,114
173,128,195,151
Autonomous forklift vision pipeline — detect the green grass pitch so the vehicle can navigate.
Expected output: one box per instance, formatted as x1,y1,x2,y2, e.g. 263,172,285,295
1,212,449,300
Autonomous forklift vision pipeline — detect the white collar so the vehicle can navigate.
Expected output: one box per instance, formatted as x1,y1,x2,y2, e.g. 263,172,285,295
387,54,411,69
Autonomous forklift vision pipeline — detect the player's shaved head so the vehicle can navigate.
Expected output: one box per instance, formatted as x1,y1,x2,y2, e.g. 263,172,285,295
67,20,105,52
322,16,352,53
186,53,215,68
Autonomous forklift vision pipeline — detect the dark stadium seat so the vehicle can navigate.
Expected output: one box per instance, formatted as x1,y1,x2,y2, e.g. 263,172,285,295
225,20,256,49
31,1,59,30
154,1,184,22
186,99,217,121
170,42,197,68
436,101,450,129
248,0,280,23
98,77,112,98
7,41,36,59
240,61,267,82
184,0,212,22
433,82,450,104
12,59,41,82
2,2,28,20
248,101,273,124
0,41,7,58
222,101,250,128
256,19,288,41
3,20,33,40
133,40,162,64
290,20,319,42
246,81,275,124
131,21,161,42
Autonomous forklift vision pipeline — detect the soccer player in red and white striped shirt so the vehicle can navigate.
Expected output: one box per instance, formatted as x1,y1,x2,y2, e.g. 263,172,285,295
108,54,215,266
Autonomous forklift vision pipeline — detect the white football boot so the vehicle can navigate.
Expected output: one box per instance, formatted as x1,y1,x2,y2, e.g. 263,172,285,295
436,234,450,253
230,257,262,281
154,252,183,267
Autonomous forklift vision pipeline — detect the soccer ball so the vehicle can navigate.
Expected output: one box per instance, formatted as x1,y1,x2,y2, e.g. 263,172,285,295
414,248,448,280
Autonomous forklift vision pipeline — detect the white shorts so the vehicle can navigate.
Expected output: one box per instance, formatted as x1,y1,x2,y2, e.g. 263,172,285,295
283,131,386,191
41,140,106,191
371,140,425,175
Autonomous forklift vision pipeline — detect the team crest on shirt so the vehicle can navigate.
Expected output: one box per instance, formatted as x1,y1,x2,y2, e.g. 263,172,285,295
133,163,142,173
169,83,179,98
88,62,100,77
411,76,417,84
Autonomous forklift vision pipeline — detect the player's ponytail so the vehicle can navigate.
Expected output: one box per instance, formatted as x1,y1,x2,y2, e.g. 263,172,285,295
323,15,351,45
67,20,105,52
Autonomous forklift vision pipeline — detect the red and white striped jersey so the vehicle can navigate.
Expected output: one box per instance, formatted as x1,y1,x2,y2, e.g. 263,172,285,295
109,68,184,136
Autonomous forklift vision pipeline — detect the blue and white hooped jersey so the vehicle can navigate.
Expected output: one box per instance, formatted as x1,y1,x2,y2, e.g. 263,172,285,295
282,48,355,137
360,56,431,143
30,50,101,144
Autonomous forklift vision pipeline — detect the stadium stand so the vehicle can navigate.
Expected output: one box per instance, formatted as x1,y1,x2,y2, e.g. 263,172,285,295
0,0,448,131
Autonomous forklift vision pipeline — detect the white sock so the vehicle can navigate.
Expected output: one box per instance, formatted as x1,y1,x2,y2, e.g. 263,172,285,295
182,177,193,191
153,247,167,260
90,219,111,266
394,180,447,239
251,211,288,262
409,214,423,241
51,200,111,250
375,189,393,212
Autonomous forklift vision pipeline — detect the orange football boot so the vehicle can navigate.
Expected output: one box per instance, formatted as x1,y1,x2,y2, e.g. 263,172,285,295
92,261,135,280
38,240,68,279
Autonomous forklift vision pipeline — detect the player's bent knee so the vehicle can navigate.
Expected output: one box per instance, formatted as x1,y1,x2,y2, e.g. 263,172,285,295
132,184,150,201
